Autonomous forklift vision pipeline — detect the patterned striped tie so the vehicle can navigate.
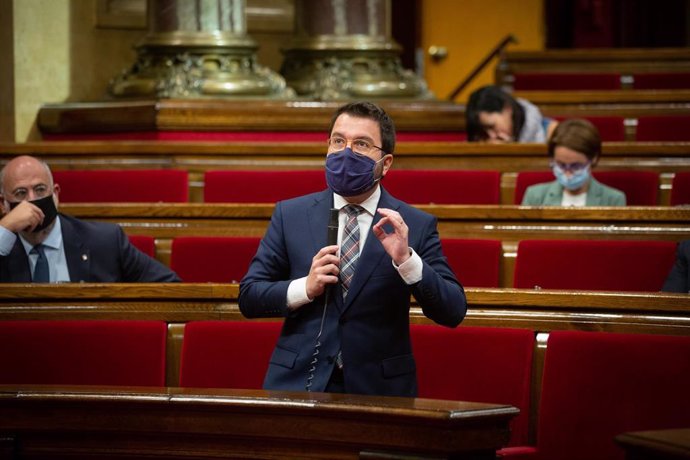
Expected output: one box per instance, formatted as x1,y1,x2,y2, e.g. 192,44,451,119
340,204,364,299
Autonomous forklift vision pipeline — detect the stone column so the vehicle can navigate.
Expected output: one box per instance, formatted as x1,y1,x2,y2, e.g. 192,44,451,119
281,0,432,100
109,0,294,98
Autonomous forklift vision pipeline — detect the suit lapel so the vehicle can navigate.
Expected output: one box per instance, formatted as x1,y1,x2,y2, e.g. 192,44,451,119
60,216,90,282
7,241,31,282
306,192,345,310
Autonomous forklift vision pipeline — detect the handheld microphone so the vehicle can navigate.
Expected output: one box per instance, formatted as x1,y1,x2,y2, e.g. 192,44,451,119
327,208,339,249
305,208,340,391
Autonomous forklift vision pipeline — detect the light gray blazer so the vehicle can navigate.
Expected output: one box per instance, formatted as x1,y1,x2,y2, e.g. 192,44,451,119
522,177,627,206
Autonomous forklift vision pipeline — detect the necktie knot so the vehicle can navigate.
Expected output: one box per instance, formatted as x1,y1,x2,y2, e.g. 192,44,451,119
343,204,364,218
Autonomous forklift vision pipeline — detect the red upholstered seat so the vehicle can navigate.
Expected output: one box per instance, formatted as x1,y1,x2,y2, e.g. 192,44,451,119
382,170,501,204
513,239,677,291
514,170,659,205
179,320,282,389
670,171,690,205
170,236,261,283
0,320,167,386
441,238,502,288
635,116,690,141
512,72,622,90
633,72,690,89
52,169,188,202
203,170,326,203
128,235,156,257
411,325,534,446
503,330,690,460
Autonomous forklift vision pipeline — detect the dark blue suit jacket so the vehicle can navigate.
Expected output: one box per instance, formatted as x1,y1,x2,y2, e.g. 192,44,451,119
0,214,180,283
662,240,690,293
239,188,467,396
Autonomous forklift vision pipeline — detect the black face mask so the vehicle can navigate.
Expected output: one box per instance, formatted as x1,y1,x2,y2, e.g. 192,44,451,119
8,194,58,233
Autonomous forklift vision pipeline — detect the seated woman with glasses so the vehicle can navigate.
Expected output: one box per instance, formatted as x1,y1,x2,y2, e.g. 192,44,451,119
522,118,626,206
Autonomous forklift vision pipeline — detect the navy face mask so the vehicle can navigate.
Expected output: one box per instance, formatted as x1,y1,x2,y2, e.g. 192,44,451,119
325,148,384,197
8,194,58,233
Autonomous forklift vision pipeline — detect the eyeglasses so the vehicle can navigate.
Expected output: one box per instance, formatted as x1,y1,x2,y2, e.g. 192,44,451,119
551,161,591,173
7,184,51,201
327,136,385,156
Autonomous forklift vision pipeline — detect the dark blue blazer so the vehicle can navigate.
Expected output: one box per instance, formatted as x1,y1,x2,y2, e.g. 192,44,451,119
239,188,467,397
662,240,690,293
0,214,180,283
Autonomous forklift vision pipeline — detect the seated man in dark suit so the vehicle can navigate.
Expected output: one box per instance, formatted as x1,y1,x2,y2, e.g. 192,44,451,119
0,155,180,283
662,240,690,293
239,101,467,397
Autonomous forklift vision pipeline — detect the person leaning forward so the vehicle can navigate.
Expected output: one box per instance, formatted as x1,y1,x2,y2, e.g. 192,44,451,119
0,155,180,283
239,101,467,397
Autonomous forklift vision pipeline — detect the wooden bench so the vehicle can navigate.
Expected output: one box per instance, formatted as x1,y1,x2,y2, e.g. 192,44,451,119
56,203,690,288
0,283,688,446
496,48,690,90
2,141,689,204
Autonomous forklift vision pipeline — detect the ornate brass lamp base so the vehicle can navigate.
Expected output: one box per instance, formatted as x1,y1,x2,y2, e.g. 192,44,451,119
109,33,294,99
282,37,433,100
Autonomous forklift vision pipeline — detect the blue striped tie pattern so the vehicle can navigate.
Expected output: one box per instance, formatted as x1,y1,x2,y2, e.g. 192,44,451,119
340,204,364,299
31,244,49,283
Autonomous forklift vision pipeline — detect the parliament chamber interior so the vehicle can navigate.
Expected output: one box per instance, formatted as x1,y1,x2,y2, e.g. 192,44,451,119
1,0,689,459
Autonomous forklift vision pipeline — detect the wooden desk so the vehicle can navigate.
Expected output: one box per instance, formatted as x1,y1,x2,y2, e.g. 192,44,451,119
0,385,518,459
616,428,690,460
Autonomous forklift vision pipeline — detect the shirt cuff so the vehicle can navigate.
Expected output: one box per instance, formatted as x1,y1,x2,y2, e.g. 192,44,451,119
287,276,313,310
394,247,423,285
0,225,17,256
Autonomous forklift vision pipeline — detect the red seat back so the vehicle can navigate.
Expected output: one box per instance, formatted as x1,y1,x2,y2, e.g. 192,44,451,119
411,325,534,446
636,116,690,141
179,320,282,389
671,172,690,206
170,236,261,283
441,238,502,287
514,171,554,204
515,170,658,205
53,169,188,203
514,239,677,291
536,330,690,460
382,170,501,204
552,116,627,142
203,170,326,203
633,72,690,89
513,72,622,90
0,320,167,386
593,170,658,206
128,235,156,257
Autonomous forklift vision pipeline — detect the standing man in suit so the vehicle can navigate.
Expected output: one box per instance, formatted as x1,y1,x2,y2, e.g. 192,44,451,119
239,101,467,397
0,155,180,282
662,240,690,293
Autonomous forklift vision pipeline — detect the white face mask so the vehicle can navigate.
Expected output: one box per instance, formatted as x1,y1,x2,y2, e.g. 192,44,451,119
552,164,591,191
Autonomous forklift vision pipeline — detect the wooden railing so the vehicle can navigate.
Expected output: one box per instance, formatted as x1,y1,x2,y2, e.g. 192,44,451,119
0,384,517,459
58,203,690,288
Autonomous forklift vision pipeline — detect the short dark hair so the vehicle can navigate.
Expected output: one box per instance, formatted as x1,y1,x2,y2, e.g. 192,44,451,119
465,85,525,141
328,101,396,154
547,118,601,163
